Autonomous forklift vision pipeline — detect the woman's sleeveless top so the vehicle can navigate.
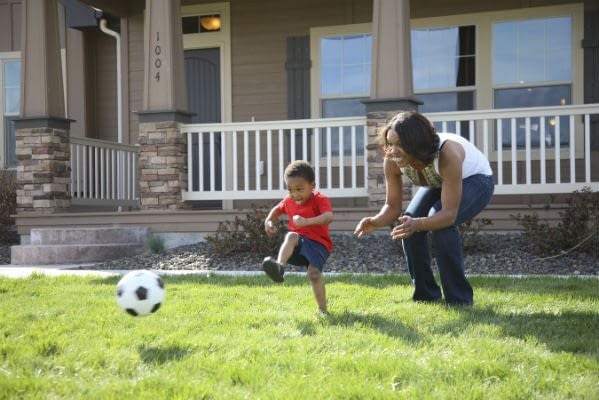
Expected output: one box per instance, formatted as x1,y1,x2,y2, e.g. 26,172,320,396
402,133,492,188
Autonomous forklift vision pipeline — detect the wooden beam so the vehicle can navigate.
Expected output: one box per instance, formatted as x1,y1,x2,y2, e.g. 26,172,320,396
75,0,144,17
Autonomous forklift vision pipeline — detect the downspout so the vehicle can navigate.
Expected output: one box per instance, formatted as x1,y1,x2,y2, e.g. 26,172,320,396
98,18,122,144
99,18,124,209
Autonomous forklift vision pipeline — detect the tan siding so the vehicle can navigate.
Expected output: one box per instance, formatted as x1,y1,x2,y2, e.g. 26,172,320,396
228,0,372,122
94,32,118,142
128,12,144,144
0,0,21,52
13,203,567,235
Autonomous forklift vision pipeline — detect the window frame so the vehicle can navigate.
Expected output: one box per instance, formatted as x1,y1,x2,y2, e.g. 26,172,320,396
309,4,584,162
310,24,371,165
0,52,20,170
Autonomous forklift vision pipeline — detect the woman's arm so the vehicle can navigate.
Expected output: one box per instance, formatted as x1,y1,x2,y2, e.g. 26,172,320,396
364,158,404,229
392,141,464,240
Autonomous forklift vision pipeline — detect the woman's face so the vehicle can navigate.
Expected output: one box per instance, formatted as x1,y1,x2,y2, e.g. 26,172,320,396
385,129,413,168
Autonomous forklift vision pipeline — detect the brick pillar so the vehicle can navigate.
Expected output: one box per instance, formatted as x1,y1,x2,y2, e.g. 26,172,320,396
15,121,71,213
363,99,421,208
16,0,71,213
138,119,189,210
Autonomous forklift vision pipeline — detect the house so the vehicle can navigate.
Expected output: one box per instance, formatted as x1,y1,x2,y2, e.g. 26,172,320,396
1,0,598,258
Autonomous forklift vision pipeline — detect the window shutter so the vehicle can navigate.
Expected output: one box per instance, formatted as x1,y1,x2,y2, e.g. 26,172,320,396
286,36,311,120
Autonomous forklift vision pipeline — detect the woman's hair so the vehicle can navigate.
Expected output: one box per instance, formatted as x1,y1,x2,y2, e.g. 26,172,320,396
377,111,440,165
284,160,315,183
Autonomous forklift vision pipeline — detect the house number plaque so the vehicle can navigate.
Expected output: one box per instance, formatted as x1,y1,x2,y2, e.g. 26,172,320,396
154,32,162,82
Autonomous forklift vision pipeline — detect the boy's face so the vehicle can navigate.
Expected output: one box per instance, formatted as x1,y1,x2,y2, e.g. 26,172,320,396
285,176,315,205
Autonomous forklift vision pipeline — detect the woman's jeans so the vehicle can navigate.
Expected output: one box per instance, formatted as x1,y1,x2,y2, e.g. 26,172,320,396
402,174,494,305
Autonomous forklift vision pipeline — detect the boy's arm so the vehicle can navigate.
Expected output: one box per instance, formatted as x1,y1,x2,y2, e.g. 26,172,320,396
265,206,283,235
293,211,333,227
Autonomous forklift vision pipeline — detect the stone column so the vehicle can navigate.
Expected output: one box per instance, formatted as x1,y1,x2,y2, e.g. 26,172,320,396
363,0,421,207
138,0,191,210
16,0,72,213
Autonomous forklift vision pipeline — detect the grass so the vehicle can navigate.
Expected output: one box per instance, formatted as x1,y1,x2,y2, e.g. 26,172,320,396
0,273,597,399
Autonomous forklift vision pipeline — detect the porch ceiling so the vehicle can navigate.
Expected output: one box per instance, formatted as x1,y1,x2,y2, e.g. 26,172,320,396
76,0,144,17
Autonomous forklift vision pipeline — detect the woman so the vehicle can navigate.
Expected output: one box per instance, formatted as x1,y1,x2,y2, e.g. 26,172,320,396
354,111,494,306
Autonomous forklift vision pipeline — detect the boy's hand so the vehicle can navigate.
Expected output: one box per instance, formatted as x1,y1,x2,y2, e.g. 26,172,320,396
292,215,307,227
265,220,277,236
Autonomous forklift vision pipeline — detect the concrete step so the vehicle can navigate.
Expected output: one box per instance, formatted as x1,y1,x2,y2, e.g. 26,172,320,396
30,226,150,245
11,243,146,265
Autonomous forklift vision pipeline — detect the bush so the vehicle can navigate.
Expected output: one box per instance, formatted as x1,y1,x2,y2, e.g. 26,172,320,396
146,234,166,254
206,204,287,256
512,187,599,257
0,169,17,244
459,218,493,252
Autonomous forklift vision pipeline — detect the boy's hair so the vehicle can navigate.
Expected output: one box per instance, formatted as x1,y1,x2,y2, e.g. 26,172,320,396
284,160,315,183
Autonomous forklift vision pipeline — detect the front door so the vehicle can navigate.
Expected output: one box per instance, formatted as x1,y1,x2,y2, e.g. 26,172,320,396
184,48,222,209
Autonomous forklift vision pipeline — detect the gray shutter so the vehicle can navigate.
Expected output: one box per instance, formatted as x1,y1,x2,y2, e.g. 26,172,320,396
285,36,312,161
286,36,311,120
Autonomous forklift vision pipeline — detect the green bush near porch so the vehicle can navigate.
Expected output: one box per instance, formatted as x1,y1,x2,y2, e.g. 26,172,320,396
0,273,597,399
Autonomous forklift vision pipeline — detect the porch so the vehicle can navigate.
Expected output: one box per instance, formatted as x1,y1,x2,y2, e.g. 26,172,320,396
15,103,599,244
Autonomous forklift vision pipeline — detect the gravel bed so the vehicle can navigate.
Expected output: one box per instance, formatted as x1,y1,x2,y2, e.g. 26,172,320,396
4,232,588,277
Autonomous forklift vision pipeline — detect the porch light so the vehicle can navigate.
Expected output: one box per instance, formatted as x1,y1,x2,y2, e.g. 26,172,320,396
200,15,221,32
560,98,566,105
549,118,556,126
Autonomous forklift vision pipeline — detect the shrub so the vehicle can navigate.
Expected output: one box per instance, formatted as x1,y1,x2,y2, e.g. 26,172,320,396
459,218,493,252
146,234,166,254
0,169,17,244
206,204,287,256
512,187,599,257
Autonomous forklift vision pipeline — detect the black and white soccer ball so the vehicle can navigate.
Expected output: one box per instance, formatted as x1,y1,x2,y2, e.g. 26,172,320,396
116,270,165,317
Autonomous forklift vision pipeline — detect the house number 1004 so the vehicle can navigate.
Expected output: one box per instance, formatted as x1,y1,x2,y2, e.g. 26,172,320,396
154,32,162,82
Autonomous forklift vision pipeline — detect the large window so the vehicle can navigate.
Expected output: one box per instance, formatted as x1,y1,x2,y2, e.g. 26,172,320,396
493,16,572,147
2,58,20,168
412,25,476,136
318,32,370,155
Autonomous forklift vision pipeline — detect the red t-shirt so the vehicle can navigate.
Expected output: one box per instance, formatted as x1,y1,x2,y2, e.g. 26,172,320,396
275,191,333,252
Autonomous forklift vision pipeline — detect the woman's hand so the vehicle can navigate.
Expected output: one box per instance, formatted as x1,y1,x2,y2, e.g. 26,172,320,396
354,217,378,238
265,219,277,236
391,215,421,240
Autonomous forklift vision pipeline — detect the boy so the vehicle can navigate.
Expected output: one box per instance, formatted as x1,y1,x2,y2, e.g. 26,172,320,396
262,160,334,313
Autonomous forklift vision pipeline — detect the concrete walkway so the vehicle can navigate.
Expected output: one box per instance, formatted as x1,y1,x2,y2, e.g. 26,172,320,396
0,264,266,278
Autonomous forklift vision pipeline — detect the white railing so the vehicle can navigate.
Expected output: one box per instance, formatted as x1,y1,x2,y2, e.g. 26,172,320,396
181,117,368,201
180,104,599,201
425,104,599,194
70,137,139,206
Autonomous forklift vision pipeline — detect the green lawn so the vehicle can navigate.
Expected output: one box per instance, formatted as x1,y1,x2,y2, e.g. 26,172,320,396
0,273,597,399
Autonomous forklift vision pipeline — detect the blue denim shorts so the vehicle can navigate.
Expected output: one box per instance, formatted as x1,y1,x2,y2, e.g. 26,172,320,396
288,236,330,272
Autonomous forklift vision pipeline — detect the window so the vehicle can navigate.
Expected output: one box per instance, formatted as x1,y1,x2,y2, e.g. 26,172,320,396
317,32,371,155
2,58,20,168
412,25,476,136
492,16,572,148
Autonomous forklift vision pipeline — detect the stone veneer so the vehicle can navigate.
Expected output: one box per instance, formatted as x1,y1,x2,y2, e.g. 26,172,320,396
15,127,71,213
138,121,189,210
366,110,413,208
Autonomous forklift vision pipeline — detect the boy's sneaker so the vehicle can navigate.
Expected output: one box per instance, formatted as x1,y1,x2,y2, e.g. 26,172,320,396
262,257,284,283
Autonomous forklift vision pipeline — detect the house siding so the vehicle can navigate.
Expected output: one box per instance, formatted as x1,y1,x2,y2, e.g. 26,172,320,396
127,12,144,145
0,0,21,52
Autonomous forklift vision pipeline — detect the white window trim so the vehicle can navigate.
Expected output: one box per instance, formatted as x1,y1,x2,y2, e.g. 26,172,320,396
0,51,21,169
310,5,584,161
309,23,372,120
181,2,232,124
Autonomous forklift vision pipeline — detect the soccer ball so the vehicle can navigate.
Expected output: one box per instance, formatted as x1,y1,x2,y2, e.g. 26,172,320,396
116,270,165,317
